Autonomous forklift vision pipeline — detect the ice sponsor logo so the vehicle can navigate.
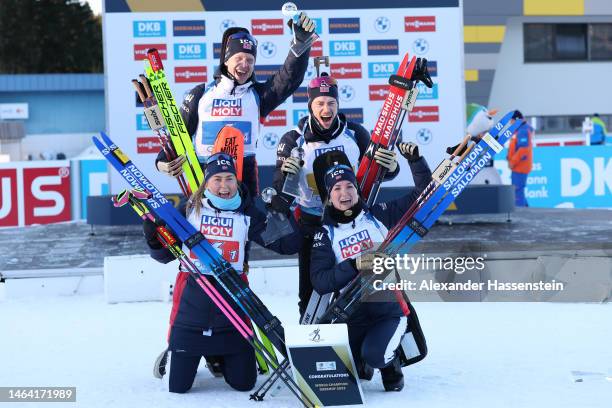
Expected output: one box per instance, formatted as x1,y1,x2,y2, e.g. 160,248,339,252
367,39,399,56
416,82,438,100
201,215,234,237
369,85,388,101
339,84,355,102
262,132,279,149
259,41,277,58
329,40,361,57
339,230,374,259
174,43,205,59
133,21,166,37
213,42,222,59
175,66,207,83
416,128,433,145
173,20,206,36
262,110,287,127
413,38,429,55
293,87,308,103
328,18,360,34
311,40,323,57
133,44,166,60
409,106,439,122
255,65,282,82
211,99,242,116
136,137,159,154
314,145,345,157
220,19,236,33
405,16,436,32
330,62,362,79
293,109,309,125
374,16,390,33
340,108,364,124
368,61,399,78
251,19,284,35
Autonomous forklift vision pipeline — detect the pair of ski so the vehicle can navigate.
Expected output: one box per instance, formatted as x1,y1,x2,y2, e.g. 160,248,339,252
357,52,433,207
317,110,525,324
94,132,317,407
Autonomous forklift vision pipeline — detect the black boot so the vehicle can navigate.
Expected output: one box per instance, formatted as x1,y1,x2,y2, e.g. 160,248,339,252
357,360,374,381
380,353,404,391
204,355,224,378
153,348,169,379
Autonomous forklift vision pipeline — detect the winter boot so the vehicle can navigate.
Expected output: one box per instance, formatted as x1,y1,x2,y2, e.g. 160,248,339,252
205,355,224,378
357,360,374,381
153,348,169,379
380,353,404,391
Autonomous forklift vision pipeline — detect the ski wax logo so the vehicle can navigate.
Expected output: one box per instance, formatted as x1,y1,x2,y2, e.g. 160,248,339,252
133,44,166,60
293,87,308,103
259,41,277,58
262,110,287,127
173,20,205,36
175,66,207,83
416,128,433,145
367,39,399,56
374,16,390,33
340,108,364,124
328,18,360,34
369,85,388,101
330,63,362,79
405,16,436,32
201,215,234,237
174,43,205,59
330,40,361,57
133,21,166,37
219,19,236,33
293,109,309,125
339,230,374,259
255,65,281,82
136,137,158,154
410,106,439,122
251,19,284,35
416,83,438,100
368,61,399,78
211,99,242,116
413,38,430,55
263,133,279,149
314,145,345,157
339,85,355,102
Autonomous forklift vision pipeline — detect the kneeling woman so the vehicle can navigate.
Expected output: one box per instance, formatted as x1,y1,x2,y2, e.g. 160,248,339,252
310,144,431,391
143,153,301,393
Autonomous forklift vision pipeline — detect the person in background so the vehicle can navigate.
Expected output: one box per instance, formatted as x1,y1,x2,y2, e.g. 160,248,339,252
589,113,607,145
507,111,533,207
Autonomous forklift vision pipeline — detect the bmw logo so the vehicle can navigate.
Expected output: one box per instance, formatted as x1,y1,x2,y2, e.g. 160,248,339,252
339,85,355,102
263,133,279,149
413,38,430,55
260,41,277,58
220,19,236,32
416,128,433,145
374,17,390,33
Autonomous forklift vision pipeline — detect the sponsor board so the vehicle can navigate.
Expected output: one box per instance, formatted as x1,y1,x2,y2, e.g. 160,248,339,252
416,83,438,100
251,19,284,35
367,39,399,56
133,44,166,60
293,109,309,126
255,65,281,82
369,84,388,101
329,18,360,34
330,63,362,79
174,43,206,59
405,16,436,32
329,40,361,57
293,87,308,103
262,110,287,127
311,40,323,57
175,66,207,83
368,61,399,78
173,20,206,36
136,137,159,154
133,20,165,37
409,106,440,122
340,108,364,124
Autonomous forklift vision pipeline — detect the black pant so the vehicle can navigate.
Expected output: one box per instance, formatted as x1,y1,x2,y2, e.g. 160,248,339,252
297,213,322,318
168,349,257,393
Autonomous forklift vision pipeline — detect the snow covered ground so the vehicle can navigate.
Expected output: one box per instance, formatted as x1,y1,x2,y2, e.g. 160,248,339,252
1,292,611,408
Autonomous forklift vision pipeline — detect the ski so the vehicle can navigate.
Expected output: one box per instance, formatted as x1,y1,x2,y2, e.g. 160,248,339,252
318,111,525,324
143,48,204,193
94,134,318,407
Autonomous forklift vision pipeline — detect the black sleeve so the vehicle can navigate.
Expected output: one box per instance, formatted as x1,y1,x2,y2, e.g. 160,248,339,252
310,228,359,294
370,156,432,229
349,121,399,180
273,130,300,194
146,200,188,263
255,49,310,118
246,204,302,255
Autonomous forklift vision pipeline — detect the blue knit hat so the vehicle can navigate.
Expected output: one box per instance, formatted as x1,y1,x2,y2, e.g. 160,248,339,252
204,153,237,182
324,164,357,195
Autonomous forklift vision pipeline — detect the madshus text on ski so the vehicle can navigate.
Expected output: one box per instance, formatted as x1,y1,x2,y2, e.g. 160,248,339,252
95,5,526,406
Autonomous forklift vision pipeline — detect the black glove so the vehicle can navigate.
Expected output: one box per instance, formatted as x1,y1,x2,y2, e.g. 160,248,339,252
268,194,294,216
398,142,421,163
290,12,316,44
143,218,163,250
411,58,433,88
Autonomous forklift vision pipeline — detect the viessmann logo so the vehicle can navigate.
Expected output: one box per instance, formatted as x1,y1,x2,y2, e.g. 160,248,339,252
133,44,166,60
173,20,206,36
409,106,440,122
262,110,287,127
136,137,159,154
369,85,389,101
174,67,207,83
133,21,166,37
328,18,360,34
330,63,362,79
311,40,323,57
405,16,436,32
251,19,284,35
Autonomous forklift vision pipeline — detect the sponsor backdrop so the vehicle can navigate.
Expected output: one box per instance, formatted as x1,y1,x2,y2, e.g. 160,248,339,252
103,0,464,193
495,146,612,209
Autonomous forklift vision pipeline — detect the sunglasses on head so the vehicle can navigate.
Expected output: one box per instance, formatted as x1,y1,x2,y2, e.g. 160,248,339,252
308,76,337,89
